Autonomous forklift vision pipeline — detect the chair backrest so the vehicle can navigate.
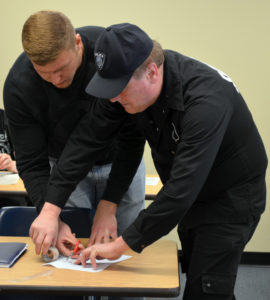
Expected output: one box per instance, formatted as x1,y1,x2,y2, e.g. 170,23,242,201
60,207,93,238
0,206,93,237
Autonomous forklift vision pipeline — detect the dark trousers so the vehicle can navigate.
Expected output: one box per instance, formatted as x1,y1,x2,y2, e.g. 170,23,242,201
178,217,260,300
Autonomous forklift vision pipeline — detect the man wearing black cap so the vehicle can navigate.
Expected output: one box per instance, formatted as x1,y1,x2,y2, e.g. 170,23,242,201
46,23,267,299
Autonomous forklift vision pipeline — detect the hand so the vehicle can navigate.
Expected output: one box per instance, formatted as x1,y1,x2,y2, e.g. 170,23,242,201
29,202,61,255
0,153,17,173
76,236,130,269
56,220,84,256
88,200,118,246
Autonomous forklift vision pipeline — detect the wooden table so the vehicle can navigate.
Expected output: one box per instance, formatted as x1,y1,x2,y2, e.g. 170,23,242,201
0,178,30,206
0,178,27,196
0,237,180,297
145,174,163,200
0,175,162,200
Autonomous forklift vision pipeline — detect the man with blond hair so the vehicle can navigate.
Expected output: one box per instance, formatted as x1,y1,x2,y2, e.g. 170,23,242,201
4,12,145,264
41,23,267,300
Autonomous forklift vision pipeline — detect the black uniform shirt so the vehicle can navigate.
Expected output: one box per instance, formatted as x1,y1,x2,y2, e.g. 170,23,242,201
122,50,268,252
44,50,267,253
3,26,145,211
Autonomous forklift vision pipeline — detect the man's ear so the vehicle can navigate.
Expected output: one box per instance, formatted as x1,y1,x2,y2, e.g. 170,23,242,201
146,63,159,83
75,33,82,48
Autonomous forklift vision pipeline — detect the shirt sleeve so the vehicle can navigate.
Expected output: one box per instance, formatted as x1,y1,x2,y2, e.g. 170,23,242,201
45,99,145,208
4,74,51,212
122,95,233,252
102,118,145,203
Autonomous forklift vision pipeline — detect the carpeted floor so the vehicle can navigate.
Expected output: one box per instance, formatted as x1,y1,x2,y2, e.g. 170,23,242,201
146,264,270,300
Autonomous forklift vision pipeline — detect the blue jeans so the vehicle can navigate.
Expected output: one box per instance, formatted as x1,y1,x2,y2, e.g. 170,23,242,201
50,159,145,235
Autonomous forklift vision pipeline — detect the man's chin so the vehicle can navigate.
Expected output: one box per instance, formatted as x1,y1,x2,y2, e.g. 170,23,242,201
124,107,136,114
124,106,145,114
54,81,71,89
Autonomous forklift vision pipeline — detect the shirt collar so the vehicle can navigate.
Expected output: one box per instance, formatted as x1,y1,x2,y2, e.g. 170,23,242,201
155,50,185,112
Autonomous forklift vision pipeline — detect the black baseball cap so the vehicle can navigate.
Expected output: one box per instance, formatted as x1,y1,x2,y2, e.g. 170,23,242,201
86,23,153,99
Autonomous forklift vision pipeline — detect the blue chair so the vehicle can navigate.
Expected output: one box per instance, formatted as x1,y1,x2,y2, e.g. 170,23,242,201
0,206,94,300
0,206,93,237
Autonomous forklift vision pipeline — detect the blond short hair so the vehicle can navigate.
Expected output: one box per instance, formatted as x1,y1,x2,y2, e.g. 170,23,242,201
133,40,164,79
22,10,76,65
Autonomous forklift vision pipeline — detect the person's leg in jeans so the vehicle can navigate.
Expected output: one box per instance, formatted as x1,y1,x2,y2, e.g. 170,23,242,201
63,160,145,221
178,218,260,300
50,158,96,210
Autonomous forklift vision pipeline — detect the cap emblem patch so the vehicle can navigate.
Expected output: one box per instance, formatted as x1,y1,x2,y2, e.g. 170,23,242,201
94,52,106,70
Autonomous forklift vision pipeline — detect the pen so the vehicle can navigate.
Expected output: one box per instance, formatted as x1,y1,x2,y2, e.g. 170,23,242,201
67,240,81,262
73,240,81,256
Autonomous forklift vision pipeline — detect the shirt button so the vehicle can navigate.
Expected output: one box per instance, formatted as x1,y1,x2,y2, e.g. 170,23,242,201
141,245,145,248
171,151,175,155
156,127,159,132
162,109,166,114
206,282,211,288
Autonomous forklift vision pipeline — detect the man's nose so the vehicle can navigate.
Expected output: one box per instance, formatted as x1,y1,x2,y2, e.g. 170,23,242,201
50,72,62,85
110,96,121,103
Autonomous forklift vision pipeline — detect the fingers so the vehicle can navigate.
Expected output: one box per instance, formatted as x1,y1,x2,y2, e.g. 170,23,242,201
29,224,43,255
103,230,110,244
42,235,56,255
88,200,118,246
88,227,118,247
87,233,107,248
30,226,56,255
57,222,79,256
0,154,13,170
75,237,127,270
29,212,59,255
30,229,56,255
90,249,98,270
110,229,118,241
57,238,84,257
96,228,111,244
75,247,98,270
57,242,73,257
78,249,89,268
30,230,45,255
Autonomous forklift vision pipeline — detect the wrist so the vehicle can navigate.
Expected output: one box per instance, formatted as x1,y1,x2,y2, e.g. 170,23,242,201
99,199,117,214
41,202,61,218
113,236,130,254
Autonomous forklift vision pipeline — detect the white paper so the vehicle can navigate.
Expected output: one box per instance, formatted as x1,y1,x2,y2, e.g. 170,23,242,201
0,173,19,185
44,255,132,272
146,177,160,186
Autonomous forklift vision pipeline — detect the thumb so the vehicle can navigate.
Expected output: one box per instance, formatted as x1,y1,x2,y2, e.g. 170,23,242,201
58,243,73,256
58,236,78,256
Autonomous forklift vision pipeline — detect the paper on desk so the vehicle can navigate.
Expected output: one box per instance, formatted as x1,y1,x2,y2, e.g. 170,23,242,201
0,172,19,185
146,177,160,186
44,255,132,272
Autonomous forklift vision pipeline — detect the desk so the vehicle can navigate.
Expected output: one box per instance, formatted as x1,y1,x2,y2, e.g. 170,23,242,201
0,237,180,297
0,177,160,200
0,178,29,206
0,178,27,196
145,174,163,200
